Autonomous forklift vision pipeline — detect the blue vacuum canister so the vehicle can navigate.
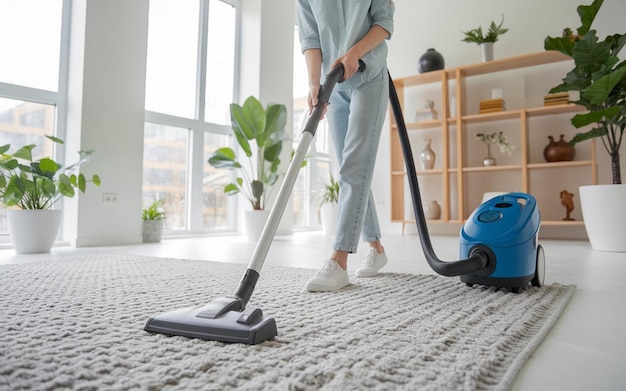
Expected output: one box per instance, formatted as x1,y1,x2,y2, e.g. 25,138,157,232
459,193,545,291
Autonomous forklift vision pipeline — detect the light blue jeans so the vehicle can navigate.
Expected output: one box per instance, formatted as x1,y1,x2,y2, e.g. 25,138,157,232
326,68,388,253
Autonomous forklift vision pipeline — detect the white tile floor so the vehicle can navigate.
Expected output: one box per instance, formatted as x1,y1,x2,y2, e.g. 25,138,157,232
2,232,625,390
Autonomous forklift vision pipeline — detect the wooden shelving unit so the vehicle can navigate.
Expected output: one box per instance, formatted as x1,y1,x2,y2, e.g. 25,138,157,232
390,51,597,233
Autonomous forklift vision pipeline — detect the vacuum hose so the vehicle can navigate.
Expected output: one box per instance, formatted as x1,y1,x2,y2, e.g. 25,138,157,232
387,72,491,277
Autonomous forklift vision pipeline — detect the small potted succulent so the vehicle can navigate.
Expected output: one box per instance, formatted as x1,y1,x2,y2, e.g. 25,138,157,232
461,15,509,62
141,199,166,243
0,135,101,253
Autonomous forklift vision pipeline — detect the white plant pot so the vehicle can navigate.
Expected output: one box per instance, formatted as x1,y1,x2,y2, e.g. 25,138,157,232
579,184,626,252
244,209,270,242
7,209,62,254
142,219,164,243
320,203,337,236
480,42,494,62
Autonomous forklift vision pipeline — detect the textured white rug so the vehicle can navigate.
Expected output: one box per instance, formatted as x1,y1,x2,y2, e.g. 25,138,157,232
0,253,574,390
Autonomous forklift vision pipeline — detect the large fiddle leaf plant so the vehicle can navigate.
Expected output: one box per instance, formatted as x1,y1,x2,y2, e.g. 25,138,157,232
544,0,626,184
208,96,287,210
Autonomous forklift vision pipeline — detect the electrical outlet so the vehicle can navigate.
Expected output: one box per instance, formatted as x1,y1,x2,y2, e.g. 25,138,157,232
103,193,118,204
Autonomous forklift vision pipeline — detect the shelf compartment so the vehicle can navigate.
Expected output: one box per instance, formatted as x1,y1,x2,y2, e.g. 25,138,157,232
528,160,593,169
394,69,456,87
463,110,523,123
460,51,571,77
526,104,585,117
391,119,443,130
462,104,583,124
394,168,460,176
462,165,523,172
416,169,445,175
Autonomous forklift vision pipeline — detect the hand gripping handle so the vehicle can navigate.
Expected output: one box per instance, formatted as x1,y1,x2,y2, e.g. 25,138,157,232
303,60,366,137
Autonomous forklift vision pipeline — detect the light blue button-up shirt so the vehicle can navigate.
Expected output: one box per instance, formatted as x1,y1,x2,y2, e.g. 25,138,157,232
296,0,394,90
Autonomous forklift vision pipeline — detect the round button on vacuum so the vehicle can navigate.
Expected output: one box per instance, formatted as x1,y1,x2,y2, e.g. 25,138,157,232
478,210,501,223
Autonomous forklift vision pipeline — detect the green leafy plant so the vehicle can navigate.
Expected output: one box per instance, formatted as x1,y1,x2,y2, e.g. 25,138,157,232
208,96,287,210
320,174,340,205
461,15,509,44
475,131,514,156
544,0,625,184
141,199,166,221
0,135,101,210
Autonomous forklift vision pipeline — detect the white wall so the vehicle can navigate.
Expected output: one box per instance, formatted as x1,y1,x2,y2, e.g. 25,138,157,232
67,0,149,246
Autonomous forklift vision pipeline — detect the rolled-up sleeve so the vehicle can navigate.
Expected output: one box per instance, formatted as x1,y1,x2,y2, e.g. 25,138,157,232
296,0,320,53
370,0,395,39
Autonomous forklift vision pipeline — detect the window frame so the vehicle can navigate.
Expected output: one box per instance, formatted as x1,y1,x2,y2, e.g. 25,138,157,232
0,0,71,244
143,0,241,235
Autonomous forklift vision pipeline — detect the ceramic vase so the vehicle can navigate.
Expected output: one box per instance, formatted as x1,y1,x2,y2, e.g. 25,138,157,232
420,138,436,170
483,143,497,166
483,156,497,166
418,48,445,73
480,42,494,62
426,201,441,220
544,135,576,162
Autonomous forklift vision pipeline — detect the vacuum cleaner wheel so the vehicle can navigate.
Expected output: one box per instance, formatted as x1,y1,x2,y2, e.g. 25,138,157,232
531,244,545,287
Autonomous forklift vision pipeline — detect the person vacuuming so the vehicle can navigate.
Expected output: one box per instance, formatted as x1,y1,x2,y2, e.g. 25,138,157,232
145,0,540,346
296,0,395,292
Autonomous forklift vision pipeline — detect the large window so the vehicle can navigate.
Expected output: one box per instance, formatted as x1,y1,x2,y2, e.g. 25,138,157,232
292,26,334,230
144,0,238,233
0,1,64,91
0,0,70,239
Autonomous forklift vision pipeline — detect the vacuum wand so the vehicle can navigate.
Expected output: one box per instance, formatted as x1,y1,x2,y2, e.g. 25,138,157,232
235,60,366,307
144,62,365,345
387,72,490,277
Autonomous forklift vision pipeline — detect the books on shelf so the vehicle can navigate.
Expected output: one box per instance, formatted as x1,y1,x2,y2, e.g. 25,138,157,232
544,92,570,106
479,98,505,113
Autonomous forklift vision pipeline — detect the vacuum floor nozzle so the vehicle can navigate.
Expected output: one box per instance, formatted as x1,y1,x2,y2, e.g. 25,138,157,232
145,303,277,345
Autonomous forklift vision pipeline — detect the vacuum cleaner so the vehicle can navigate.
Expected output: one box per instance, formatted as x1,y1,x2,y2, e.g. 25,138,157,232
387,72,545,294
144,63,545,345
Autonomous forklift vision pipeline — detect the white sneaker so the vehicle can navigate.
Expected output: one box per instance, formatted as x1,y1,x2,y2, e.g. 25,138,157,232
355,248,388,277
304,260,349,292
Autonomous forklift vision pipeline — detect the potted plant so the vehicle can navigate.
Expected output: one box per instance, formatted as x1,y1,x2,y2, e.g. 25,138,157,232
461,15,509,62
207,96,287,240
474,131,514,166
544,0,626,251
141,199,166,243
0,135,101,253
319,174,339,236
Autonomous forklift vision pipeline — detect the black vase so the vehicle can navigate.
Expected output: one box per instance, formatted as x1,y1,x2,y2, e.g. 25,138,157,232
418,48,445,73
